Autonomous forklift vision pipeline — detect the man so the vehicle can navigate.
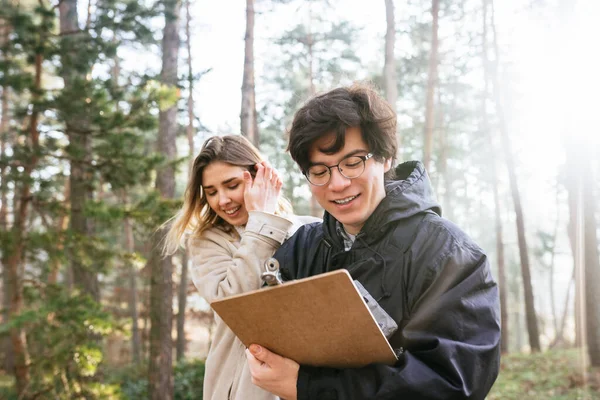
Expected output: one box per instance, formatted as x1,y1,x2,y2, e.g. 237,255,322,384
246,83,501,400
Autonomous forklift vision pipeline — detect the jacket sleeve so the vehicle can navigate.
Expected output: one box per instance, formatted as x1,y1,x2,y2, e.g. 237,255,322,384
189,211,293,303
296,232,501,400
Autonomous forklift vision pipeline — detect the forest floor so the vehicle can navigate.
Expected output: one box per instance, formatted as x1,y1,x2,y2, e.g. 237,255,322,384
1,348,599,399
488,348,600,399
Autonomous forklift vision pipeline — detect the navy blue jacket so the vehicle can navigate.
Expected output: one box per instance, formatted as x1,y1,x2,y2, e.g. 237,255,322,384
274,161,501,400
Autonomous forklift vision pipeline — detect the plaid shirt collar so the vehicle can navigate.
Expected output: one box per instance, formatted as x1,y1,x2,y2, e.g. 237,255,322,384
336,221,356,251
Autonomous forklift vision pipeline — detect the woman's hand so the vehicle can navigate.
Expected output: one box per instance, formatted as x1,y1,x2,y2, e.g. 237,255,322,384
243,161,282,214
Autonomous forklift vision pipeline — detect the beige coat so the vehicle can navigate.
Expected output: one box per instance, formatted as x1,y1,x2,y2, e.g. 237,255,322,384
190,211,319,400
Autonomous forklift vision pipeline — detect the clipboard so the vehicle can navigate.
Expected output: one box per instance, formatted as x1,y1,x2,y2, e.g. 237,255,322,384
210,269,398,368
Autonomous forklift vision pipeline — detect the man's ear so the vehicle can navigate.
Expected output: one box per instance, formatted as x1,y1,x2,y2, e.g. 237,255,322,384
383,158,392,173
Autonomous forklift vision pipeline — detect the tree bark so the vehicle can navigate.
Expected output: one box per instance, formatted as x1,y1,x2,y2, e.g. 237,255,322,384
582,150,600,366
48,174,70,284
514,271,523,351
148,0,180,397
481,0,508,354
383,0,397,109
548,188,560,336
185,0,195,171
564,132,599,366
489,0,540,352
123,192,141,364
566,169,583,347
176,250,188,361
60,0,99,301
306,6,321,218
0,80,8,231
7,49,42,399
550,266,574,348
423,0,439,172
240,0,259,147
0,30,14,373
437,84,454,222
175,0,195,363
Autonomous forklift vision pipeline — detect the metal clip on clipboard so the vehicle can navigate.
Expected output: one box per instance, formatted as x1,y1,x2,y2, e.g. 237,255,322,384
261,257,283,286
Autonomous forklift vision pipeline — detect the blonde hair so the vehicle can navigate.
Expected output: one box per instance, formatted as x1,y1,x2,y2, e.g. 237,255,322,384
162,135,293,255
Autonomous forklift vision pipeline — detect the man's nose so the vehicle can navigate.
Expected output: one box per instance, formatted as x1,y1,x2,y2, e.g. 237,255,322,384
328,167,351,191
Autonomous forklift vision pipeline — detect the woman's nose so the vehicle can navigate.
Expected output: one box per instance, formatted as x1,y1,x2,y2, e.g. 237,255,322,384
218,193,231,207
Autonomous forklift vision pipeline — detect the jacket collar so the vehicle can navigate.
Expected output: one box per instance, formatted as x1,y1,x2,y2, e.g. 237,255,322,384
322,161,441,247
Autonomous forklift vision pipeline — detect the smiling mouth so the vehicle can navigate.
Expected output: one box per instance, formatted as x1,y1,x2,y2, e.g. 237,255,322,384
332,195,358,205
223,206,241,215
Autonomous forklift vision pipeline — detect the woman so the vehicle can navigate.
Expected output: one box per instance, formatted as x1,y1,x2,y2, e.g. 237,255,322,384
163,135,319,400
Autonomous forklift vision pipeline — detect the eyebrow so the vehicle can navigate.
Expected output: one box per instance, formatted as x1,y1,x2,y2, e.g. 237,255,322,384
309,149,369,166
203,177,239,189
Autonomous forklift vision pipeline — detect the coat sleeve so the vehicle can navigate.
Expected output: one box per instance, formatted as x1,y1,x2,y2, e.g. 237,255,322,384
296,228,501,400
189,211,294,303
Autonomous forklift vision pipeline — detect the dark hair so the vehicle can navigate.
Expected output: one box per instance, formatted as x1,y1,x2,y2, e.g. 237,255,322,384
287,82,397,179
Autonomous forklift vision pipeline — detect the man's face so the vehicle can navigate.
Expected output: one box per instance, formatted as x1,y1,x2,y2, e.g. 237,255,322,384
307,126,391,235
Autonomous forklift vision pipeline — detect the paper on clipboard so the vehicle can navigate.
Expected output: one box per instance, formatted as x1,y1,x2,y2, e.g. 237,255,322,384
210,269,398,368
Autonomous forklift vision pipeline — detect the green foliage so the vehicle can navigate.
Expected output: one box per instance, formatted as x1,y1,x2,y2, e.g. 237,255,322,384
488,349,600,400
1,0,185,397
110,359,206,400
173,359,206,400
0,0,170,290
0,284,120,398
0,374,16,400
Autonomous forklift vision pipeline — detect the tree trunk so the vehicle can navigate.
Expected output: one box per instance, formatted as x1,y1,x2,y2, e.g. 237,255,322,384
2,255,12,374
0,80,8,231
489,0,540,352
7,231,31,396
7,49,42,398
149,240,175,399
550,266,574,348
240,0,259,147
582,151,600,366
185,0,195,169
423,0,439,172
49,180,70,284
142,267,150,360
564,134,598,365
383,0,397,109
514,272,523,351
123,192,141,364
176,250,188,361
306,7,321,218
148,0,180,397
60,0,99,301
0,37,14,373
565,165,584,347
306,3,316,98
549,188,560,336
481,0,508,354
175,0,195,363
437,85,454,221
554,0,584,350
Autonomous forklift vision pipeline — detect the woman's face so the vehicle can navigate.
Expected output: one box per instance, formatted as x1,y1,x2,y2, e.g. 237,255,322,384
202,161,249,226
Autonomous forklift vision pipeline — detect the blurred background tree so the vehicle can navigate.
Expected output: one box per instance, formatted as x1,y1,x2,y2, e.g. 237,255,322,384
0,0,598,398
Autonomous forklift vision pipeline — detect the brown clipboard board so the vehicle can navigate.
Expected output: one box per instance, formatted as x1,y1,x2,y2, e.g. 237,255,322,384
210,269,398,368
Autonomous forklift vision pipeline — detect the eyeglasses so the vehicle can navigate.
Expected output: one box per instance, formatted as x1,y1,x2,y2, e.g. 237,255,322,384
304,153,374,186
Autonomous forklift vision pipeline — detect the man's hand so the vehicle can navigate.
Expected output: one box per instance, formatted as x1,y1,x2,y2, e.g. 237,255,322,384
246,344,299,400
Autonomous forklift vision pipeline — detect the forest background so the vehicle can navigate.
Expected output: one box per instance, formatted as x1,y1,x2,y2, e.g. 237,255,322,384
0,0,599,398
